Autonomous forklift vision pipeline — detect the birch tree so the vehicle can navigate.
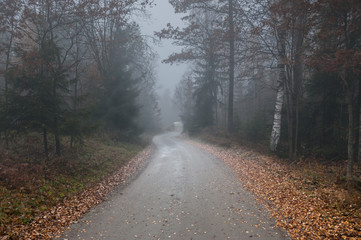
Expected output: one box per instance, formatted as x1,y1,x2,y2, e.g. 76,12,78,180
265,0,311,157
269,31,286,151
269,0,287,151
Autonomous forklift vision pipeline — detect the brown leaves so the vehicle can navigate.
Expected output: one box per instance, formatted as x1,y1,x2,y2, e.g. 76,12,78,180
190,140,361,240
2,147,153,240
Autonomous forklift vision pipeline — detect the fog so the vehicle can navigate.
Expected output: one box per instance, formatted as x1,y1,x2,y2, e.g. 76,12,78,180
137,2,188,127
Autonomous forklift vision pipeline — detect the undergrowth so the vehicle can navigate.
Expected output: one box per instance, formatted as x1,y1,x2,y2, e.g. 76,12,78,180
0,133,143,236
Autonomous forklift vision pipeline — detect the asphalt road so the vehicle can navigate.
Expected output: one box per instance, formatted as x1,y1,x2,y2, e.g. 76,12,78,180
59,132,289,240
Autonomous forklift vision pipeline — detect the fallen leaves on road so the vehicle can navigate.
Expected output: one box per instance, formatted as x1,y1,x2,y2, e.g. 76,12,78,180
5,146,152,240
189,140,361,240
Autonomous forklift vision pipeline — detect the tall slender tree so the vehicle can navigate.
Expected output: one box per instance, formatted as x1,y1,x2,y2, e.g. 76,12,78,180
227,0,235,132
0,0,23,147
310,0,361,185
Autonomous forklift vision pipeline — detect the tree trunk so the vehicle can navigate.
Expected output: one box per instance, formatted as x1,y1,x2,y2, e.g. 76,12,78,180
270,74,285,151
53,79,61,156
71,31,80,148
294,95,299,160
285,79,294,161
227,0,235,133
53,73,61,156
346,88,355,188
358,78,361,164
48,12,62,157
292,12,304,161
342,12,355,188
358,105,361,165
270,25,286,151
4,23,14,149
43,127,49,161
55,133,61,156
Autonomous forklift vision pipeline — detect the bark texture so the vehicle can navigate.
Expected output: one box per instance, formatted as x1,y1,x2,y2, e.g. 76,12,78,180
270,26,286,151
270,79,284,151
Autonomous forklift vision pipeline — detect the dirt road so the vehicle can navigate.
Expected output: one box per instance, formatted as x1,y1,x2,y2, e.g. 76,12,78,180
59,132,289,239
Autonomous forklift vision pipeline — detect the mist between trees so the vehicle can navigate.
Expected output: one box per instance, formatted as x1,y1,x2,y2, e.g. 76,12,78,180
0,0,360,188
159,0,361,186
0,0,162,160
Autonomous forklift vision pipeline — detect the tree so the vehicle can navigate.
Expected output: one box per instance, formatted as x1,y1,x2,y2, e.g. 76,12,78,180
226,0,235,132
269,0,287,151
174,72,194,131
0,0,154,159
6,39,68,160
249,0,311,159
0,0,23,147
19,0,82,156
95,25,142,139
159,0,250,131
167,0,244,132
157,3,224,130
309,0,361,185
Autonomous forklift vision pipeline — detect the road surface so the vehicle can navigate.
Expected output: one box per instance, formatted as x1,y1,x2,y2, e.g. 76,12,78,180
59,132,289,240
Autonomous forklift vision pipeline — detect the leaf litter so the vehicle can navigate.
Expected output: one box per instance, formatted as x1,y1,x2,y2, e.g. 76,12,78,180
2,146,152,240
188,140,361,240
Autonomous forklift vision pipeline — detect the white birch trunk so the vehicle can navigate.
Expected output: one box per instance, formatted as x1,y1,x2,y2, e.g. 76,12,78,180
270,23,286,152
270,78,284,151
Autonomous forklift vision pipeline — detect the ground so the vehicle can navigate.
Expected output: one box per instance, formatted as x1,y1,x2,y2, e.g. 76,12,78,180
1,131,361,239
190,131,361,239
57,132,289,240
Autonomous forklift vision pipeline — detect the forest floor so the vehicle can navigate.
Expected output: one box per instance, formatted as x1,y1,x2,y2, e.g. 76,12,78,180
189,129,361,239
1,130,361,239
58,132,289,240
0,133,153,239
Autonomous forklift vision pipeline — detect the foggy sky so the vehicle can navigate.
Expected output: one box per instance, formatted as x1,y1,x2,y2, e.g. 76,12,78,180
136,1,188,95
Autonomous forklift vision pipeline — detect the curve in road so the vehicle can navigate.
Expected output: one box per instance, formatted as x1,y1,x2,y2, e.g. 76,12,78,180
58,132,289,240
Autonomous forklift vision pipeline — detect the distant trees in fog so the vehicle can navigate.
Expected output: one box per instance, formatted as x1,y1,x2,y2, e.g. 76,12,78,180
163,0,361,185
0,0,160,159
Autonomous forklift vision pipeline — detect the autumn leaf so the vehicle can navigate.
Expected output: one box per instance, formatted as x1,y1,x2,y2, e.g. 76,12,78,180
189,138,361,240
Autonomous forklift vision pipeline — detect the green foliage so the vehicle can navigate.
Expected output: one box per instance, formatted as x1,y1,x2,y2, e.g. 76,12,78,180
236,111,269,143
0,135,142,232
178,69,219,134
62,104,96,143
1,40,65,134
299,71,348,157
0,38,96,155
94,26,141,140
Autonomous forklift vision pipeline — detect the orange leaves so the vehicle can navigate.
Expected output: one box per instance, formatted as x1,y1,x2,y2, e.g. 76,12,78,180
2,147,153,240
190,140,361,240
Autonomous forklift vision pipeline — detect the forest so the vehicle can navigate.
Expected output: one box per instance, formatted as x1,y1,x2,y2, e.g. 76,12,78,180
159,0,361,187
0,0,160,155
0,0,361,238
0,0,161,236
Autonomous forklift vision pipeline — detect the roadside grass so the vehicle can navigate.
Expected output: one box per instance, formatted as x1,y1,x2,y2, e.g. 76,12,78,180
0,133,143,237
191,129,361,239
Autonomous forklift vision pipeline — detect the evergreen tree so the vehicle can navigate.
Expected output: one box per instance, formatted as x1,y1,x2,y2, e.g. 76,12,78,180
3,39,69,159
95,26,141,139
